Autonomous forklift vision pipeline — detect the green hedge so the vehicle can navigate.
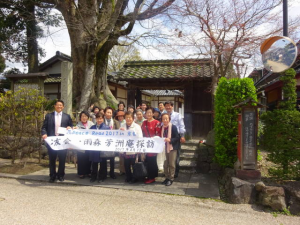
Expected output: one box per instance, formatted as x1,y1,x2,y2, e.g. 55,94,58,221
261,110,300,179
260,68,300,180
279,68,297,110
214,77,257,167
0,88,47,163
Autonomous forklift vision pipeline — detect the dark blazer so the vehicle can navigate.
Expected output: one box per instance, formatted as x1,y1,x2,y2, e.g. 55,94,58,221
89,123,110,162
170,124,181,151
41,111,73,136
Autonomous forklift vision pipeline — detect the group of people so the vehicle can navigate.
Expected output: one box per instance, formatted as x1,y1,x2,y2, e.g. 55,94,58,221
42,100,186,187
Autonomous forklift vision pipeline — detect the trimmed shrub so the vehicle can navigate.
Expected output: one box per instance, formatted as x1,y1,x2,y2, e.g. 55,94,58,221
261,110,300,179
214,77,257,167
0,88,47,164
279,68,297,110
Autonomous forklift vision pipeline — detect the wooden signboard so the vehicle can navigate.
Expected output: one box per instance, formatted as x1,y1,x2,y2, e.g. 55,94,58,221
241,107,257,169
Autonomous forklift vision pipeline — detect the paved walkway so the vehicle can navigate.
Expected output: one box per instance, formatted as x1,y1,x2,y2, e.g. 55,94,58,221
1,178,298,225
0,161,220,199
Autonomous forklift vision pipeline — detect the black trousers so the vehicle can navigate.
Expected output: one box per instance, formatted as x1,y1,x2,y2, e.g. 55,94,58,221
91,162,101,179
46,144,66,178
124,157,135,181
99,157,115,179
77,151,91,176
146,155,158,179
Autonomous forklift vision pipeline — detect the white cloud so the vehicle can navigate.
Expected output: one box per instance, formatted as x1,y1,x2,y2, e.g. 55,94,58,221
39,23,71,62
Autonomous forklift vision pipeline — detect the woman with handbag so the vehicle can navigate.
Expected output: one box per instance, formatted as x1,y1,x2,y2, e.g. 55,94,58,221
89,112,110,182
76,111,94,179
120,111,143,184
141,107,161,184
98,107,120,182
161,113,180,186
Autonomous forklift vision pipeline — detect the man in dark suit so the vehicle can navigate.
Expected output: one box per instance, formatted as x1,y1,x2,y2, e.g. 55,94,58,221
42,100,73,183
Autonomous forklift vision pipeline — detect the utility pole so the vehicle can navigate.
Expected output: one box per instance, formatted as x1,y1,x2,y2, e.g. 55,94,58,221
283,0,288,36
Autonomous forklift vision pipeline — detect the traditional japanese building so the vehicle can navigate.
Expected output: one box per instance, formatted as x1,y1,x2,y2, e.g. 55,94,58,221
39,51,184,111
117,59,215,138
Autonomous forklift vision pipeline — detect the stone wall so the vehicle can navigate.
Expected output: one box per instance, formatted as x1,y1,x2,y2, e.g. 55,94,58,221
197,143,221,174
197,129,221,174
219,168,300,215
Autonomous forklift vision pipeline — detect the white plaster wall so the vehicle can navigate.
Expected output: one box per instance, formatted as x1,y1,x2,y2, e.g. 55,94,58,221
41,62,61,74
151,100,158,108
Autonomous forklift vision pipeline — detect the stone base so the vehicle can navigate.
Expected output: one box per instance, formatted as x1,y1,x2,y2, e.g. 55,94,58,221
229,177,256,204
283,181,300,215
258,186,286,211
236,169,261,182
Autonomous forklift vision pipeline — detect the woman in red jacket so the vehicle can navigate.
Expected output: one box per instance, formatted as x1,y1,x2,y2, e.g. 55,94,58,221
141,106,161,184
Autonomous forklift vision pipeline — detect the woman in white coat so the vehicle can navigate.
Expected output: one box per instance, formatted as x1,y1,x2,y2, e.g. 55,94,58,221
120,111,143,184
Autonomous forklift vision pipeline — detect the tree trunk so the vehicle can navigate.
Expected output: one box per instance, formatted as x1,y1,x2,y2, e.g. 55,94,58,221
58,1,98,111
78,43,96,111
95,42,118,109
69,40,88,110
25,1,39,73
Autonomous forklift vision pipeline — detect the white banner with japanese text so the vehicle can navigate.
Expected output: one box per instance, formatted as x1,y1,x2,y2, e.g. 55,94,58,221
44,129,165,153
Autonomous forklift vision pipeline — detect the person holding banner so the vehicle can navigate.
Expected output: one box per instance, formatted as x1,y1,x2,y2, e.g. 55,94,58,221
120,111,143,184
115,110,126,175
89,112,110,182
141,107,161,184
99,107,120,181
41,100,73,183
75,111,94,179
161,113,180,186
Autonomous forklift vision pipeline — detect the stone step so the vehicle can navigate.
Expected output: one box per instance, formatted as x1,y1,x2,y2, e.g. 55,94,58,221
181,144,198,153
180,152,198,160
183,139,200,146
179,160,197,172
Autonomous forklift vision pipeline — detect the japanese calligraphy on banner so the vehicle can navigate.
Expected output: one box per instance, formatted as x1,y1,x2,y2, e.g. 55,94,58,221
44,129,165,153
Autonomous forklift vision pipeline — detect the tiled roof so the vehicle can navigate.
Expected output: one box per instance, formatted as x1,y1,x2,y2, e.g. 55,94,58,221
107,71,127,87
45,77,61,83
117,59,213,80
142,90,183,97
39,51,71,71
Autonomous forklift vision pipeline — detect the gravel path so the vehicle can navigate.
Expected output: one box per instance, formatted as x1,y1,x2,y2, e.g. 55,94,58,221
0,178,298,225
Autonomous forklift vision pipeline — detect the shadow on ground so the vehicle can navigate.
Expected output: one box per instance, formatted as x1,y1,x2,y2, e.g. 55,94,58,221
1,163,220,199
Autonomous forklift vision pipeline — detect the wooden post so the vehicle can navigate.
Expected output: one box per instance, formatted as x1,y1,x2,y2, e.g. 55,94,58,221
184,83,193,138
136,88,142,108
127,88,136,107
